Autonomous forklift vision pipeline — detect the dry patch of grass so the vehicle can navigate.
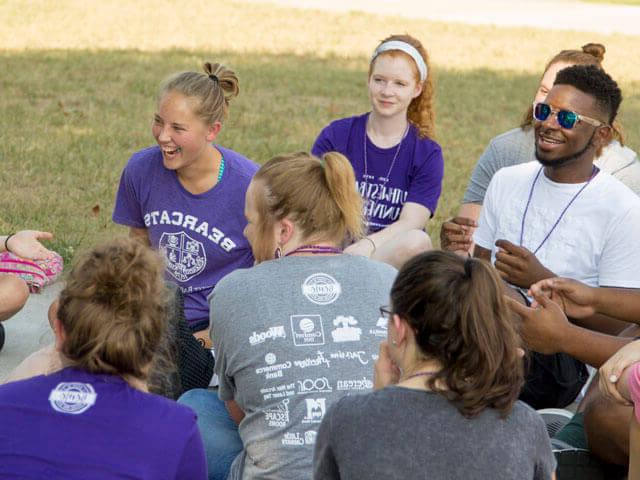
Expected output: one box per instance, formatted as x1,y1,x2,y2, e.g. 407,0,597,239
1,2,640,261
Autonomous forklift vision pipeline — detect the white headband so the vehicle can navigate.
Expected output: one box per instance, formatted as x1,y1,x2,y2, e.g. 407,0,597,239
372,40,428,82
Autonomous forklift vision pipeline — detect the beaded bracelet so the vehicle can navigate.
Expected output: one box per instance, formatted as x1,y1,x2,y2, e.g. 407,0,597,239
4,233,15,253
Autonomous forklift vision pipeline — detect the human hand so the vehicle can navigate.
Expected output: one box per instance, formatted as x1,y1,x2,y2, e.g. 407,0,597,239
439,216,477,253
374,341,400,390
529,277,597,319
598,341,640,406
494,239,554,288
505,288,570,355
344,238,375,258
6,230,54,260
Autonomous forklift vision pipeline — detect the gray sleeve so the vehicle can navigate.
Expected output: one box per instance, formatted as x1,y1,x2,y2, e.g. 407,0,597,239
313,401,341,480
210,286,235,402
462,140,504,204
532,415,557,480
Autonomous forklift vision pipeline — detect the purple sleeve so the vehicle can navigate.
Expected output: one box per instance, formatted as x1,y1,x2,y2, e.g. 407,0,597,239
112,160,145,228
405,143,444,216
175,420,208,479
312,125,337,158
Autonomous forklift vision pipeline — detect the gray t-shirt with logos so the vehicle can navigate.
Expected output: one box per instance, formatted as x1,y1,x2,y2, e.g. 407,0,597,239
314,386,556,480
210,255,397,480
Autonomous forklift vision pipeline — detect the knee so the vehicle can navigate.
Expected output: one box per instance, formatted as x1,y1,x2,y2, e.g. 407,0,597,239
0,276,29,321
178,388,215,410
583,395,631,465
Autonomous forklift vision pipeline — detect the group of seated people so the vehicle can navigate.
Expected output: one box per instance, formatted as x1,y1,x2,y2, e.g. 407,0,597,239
1,33,640,479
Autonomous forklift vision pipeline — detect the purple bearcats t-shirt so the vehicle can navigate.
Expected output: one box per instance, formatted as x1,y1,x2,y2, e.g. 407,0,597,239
113,145,258,331
0,367,206,479
312,113,444,233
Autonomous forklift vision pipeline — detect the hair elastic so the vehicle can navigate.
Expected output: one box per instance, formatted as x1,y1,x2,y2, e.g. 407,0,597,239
372,40,428,82
208,74,219,83
463,257,473,278
4,233,15,253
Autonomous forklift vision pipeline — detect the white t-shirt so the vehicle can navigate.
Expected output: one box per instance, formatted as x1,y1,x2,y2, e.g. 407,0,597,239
474,161,640,288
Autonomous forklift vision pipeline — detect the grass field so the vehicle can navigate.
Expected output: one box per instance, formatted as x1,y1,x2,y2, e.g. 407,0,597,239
1,0,640,263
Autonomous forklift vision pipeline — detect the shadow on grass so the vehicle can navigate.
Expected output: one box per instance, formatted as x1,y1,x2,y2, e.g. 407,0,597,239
1,49,639,261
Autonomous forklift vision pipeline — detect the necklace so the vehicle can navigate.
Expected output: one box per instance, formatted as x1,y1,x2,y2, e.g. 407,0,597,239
519,166,598,255
284,245,344,257
217,155,225,182
402,370,438,383
363,119,409,182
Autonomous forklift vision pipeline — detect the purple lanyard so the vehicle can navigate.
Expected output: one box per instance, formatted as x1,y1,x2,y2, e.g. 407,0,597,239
519,166,598,255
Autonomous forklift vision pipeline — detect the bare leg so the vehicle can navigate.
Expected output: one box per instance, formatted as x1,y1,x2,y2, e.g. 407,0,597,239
372,229,432,269
582,324,640,465
584,390,632,465
0,275,29,322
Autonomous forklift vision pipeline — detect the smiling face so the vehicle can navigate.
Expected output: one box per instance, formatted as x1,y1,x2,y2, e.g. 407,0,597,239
534,84,606,169
152,91,218,172
368,52,422,119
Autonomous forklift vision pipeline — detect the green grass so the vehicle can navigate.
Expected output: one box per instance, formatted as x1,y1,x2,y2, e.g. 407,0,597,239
2,1,640,263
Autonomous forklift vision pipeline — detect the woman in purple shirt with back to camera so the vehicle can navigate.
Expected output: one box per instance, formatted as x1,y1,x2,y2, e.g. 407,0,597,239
113,61,258,347
0,237,207,479
313,34,444,269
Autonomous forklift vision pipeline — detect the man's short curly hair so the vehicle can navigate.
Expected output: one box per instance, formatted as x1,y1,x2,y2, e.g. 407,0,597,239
554,64,622,125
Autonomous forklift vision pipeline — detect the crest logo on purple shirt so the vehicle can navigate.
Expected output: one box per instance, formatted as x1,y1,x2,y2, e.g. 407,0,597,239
48,382,97,415
160,231,207,282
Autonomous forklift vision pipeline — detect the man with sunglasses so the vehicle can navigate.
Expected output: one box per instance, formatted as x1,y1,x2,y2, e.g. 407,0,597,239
472,65,640,411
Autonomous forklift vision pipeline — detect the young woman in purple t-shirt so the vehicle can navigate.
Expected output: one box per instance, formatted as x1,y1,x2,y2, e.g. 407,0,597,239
313,34,444,269
113,62,258,343
0,238,207,479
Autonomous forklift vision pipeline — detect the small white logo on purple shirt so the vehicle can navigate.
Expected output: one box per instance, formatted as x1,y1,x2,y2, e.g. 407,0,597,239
49,382,97,415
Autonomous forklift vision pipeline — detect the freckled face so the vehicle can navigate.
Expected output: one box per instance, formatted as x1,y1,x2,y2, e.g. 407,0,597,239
152,91,213,172
368,53,422,119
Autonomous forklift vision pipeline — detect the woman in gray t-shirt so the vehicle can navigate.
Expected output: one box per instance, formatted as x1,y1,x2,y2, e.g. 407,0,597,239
179,151,397,480
313,251,556,480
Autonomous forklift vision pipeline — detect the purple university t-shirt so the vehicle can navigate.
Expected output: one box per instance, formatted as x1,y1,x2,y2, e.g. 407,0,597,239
0,367,206,479
312,113,444,232
113,145,258,331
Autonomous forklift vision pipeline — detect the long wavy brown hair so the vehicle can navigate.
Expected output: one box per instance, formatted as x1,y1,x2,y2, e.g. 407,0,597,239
391,251,524,418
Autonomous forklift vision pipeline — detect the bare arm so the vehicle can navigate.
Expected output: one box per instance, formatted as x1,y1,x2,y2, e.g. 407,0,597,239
129,227,151,246
346,202,430,256
507,290,634,368
1,230,54,259
593,287,640,323
367,202,430,245
457,203,482,223
556,323,633,368
225,399,246,425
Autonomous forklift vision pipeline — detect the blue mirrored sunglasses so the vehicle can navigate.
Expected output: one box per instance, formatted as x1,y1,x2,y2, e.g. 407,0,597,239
533,102,605,130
